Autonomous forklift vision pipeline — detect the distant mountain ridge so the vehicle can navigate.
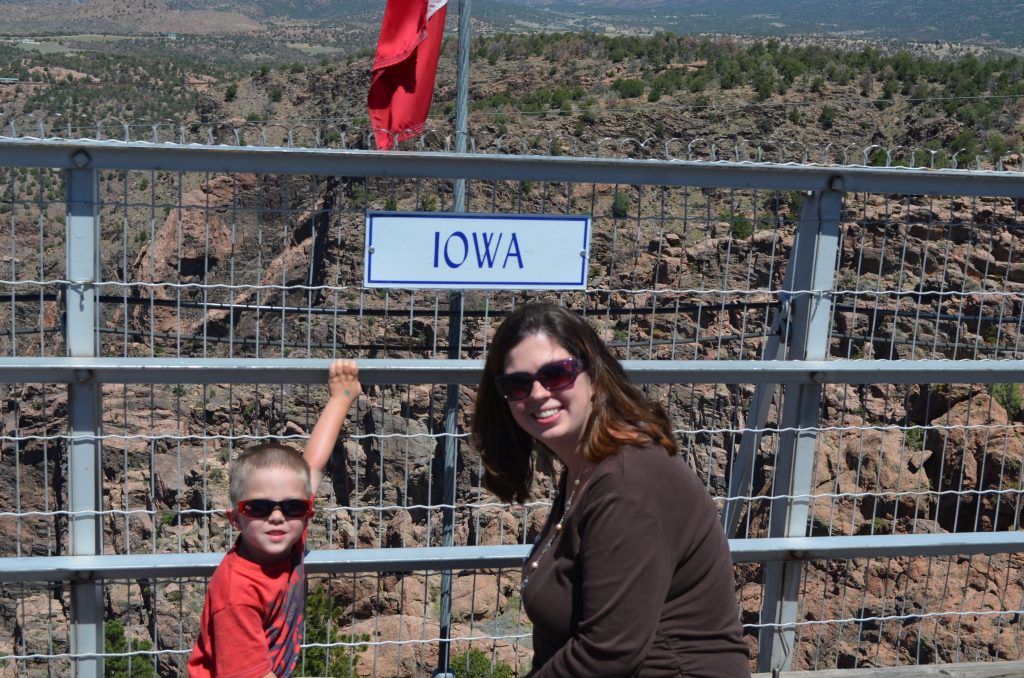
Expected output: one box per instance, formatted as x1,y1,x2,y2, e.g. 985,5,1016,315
194,0,1024,47
507,0,1024,46
1,0,1022,46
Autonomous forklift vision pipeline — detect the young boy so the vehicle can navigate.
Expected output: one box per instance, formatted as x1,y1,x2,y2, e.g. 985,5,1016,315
187,359,360,678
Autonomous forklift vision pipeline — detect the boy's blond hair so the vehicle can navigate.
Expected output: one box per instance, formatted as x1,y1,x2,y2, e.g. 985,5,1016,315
229,443,312,505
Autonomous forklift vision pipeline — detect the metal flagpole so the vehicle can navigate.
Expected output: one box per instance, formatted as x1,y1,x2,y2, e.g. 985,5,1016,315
453,0,471,190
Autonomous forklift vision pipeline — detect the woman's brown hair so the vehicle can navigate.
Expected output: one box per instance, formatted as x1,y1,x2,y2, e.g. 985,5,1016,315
470,303,676,503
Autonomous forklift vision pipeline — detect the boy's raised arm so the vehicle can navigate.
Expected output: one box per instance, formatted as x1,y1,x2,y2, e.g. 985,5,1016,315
305,359,361,491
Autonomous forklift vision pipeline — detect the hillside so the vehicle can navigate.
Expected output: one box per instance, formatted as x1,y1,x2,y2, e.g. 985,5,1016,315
0,0,264,35
4,30,1020,167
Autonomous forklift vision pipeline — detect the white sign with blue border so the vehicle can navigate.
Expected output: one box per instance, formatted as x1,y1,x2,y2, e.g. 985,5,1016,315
364,212,591,289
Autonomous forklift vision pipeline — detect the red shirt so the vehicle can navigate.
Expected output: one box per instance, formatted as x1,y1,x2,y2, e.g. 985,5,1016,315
187,537,306,678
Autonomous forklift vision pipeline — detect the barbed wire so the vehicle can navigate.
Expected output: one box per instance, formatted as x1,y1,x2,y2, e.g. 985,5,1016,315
481,91,1024,117
4,278,1024,301
1,114,1022,170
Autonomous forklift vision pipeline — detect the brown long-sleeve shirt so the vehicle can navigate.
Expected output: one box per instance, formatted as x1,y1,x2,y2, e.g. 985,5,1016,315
521,445,750,677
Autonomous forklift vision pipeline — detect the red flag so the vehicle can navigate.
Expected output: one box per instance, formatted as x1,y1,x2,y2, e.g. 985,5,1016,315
368,0,448,150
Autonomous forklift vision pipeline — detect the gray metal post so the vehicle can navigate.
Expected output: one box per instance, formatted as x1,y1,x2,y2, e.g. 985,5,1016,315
435,300,462,678
722,268,794,537
436,2,471,676
757,189,842,673
66,163,104,678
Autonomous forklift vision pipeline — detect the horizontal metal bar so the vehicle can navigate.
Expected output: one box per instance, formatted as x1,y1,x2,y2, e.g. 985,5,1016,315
2,138,1023,197
0,546,533,582
728,531,1024,563
752,660,1024,677
630,359,1024,385
2,532,1021,583
0,357,479,386
2,357,1024,386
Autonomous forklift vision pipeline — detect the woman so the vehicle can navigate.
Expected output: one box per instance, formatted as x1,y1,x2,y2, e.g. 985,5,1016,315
471,303,750,677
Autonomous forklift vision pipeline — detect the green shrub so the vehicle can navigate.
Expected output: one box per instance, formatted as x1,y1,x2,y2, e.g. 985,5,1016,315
868,148,888,167
686,72,708,93
450,649,514,678
723,213,753,239
990,383,1022,420
949,130,979,159
751,68,775,100
819,105,836,129
298,588,368,677
612,78,644,99
986,132,1009,163
611,191,631,218
104,620,156,678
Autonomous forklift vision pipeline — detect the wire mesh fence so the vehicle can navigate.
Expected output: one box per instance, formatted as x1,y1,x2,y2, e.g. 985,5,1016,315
1,136,1024,675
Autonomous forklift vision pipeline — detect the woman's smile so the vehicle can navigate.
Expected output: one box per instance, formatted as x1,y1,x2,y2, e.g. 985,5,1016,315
534,407,562,421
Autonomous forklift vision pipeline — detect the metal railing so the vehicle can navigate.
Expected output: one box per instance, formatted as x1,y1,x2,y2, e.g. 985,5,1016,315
2,135,1023,676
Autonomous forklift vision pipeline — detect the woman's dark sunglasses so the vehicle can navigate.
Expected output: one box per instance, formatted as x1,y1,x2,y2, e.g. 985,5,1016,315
494,357,587,402
236,498,313,519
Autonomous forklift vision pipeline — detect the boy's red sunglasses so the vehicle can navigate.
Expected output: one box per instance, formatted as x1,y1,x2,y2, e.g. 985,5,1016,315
236,498,313,519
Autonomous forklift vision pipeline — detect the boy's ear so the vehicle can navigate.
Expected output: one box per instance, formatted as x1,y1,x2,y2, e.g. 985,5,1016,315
226,508,241,530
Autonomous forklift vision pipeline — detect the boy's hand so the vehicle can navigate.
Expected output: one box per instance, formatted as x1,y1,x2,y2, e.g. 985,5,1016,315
327,359,361,401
